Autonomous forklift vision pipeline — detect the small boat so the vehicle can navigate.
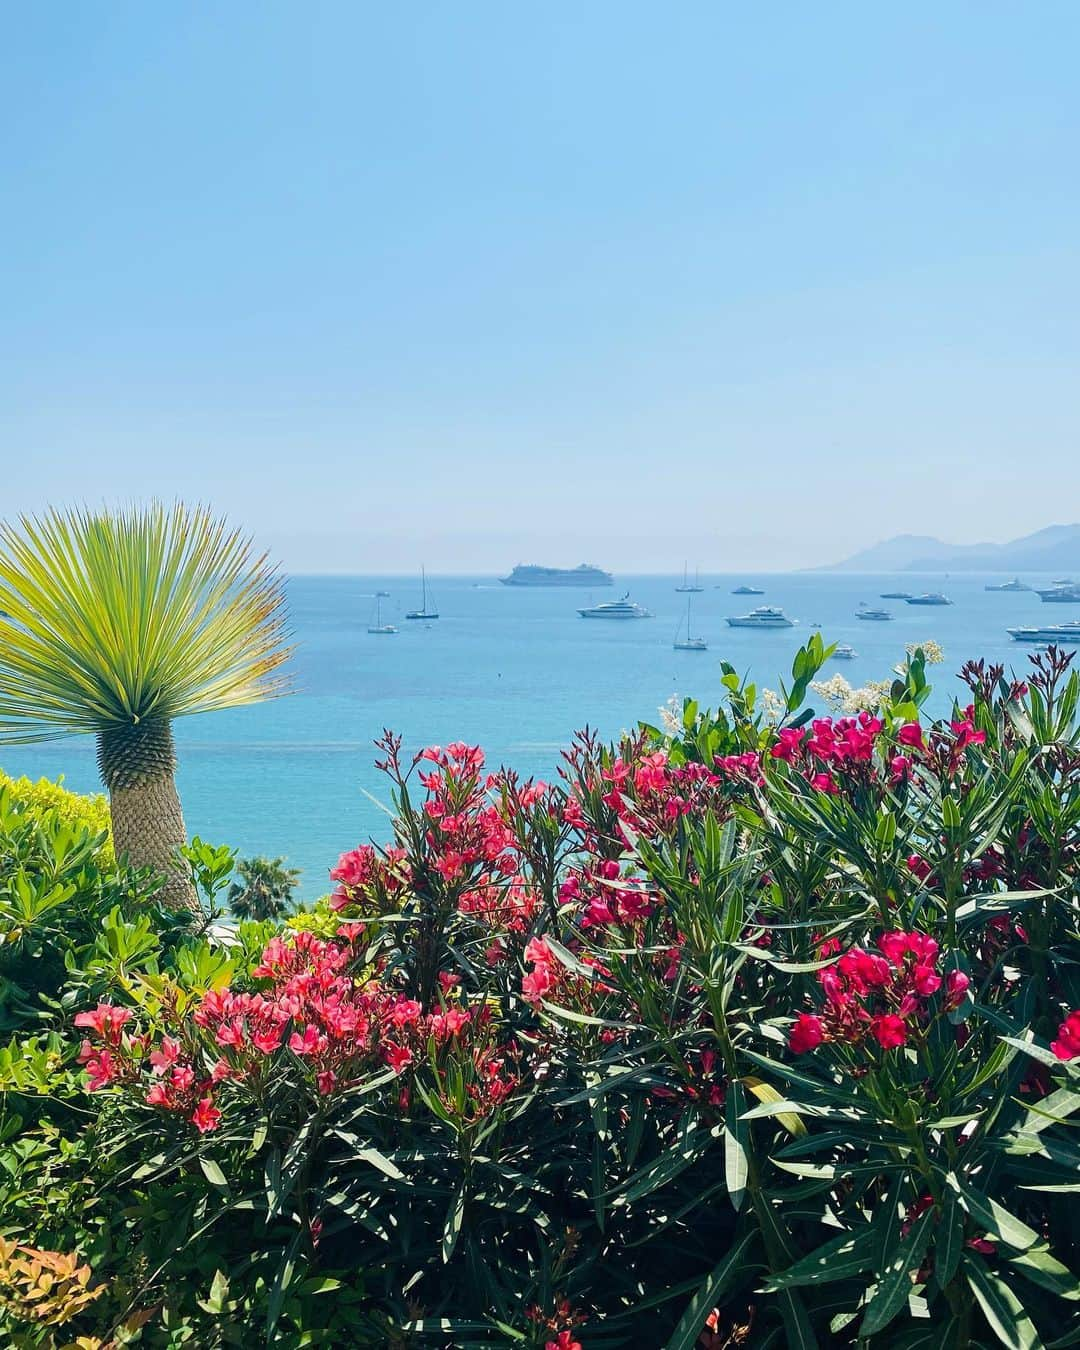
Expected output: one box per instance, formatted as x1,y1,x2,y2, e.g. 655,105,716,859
674,592,708,651
985,578,1031,592
405,566,439,620
675,563,704,593
906,593,952,606
578,593,653,619
367,595,397,635
375,589,391,598
880,591,913,600
731,584,765,595
833,644,858,659
856,606,893,621
1007,621,1080,646
726,605,795,628
1036,584,1080,603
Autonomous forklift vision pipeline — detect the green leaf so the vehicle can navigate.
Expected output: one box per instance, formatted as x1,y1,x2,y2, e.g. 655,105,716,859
860,1210,934,1337
937,1191,964,1288
1008,1245,1080,1303
725,1080,749,1212
199,1157,229,1190
442,1186,464,1263
948,1172,1039,1251
764,1225,879,1290
664,1230,757,1350
965,1253,1046,1350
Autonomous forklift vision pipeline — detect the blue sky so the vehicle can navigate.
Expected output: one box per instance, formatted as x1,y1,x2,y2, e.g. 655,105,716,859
4,3,1078,571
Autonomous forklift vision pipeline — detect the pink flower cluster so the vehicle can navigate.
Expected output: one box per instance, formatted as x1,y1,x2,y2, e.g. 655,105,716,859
789,931,970,1056
74,931,512,1132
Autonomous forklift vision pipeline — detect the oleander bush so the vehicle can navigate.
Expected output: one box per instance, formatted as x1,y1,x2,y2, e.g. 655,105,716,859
3,640,1080,1348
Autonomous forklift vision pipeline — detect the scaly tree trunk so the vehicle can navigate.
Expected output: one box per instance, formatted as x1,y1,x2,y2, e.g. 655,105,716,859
96,720,201,913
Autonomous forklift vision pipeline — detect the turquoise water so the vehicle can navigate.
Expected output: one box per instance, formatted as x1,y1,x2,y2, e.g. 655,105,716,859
2,572,1071,899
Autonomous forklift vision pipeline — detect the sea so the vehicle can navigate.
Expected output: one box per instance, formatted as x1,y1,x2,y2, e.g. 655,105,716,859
2,572,1072,901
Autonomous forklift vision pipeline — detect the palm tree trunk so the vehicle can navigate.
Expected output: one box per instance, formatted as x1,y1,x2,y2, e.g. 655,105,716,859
97,722,201,913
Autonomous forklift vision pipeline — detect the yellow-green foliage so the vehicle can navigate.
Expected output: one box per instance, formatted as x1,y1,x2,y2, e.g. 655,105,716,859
0,771,113,864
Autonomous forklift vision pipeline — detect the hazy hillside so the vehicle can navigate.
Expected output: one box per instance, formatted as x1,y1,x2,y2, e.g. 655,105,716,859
816,524,1080,573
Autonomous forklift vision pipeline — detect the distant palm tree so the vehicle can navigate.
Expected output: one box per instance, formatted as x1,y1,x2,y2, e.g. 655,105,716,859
228,855,300,922
0,504,292,911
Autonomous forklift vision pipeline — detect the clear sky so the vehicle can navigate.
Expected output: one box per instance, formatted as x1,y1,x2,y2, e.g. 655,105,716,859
4,3,1078,572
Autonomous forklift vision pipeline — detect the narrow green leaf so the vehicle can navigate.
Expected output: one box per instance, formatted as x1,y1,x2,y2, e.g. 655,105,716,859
860,1210,934,1337
965,1253,1045,1350
664,1230,757,1350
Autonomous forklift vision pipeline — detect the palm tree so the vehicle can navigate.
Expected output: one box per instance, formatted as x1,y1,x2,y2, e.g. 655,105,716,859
227,856,300,922
0,504,292,911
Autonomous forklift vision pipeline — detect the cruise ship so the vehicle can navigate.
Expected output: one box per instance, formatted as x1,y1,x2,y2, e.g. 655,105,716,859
1036,584,1080,603
502,563,613,587
578,594,652,619
1007,621,1080,646
985,578,1031,592
725,605,795,628
906,593,952,606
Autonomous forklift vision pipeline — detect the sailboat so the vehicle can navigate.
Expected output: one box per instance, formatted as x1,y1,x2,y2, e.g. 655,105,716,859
674,591,708,651
675,562,704,593
405,566,439,620
367,594,397,634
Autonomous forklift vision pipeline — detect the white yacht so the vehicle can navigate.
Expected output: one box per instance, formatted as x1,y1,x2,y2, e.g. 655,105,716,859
367,595,397,635
856,606,893,621
985,578,1031,593
675,562,704,593
1036,584,1080,603
1007,621,1080,646
578,593,653,619
725,605,795,628
906,593,952,606
674,591,707,650
405,566,439,620
833,644,858,659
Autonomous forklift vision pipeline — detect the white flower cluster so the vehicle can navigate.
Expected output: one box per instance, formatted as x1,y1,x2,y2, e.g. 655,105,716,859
809,673,893,714
759,688,785,725
905,639,945,665
658,694,684,737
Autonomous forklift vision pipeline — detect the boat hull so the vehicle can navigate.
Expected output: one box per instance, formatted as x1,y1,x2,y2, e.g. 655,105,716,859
725,618,793,628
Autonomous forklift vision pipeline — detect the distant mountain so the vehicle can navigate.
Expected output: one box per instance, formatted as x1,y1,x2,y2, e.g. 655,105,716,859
816,524,1080,574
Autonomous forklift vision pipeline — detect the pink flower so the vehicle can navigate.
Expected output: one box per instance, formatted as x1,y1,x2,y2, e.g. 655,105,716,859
522,965,555,1004
547,1334,582,1350
945,970,970,1009
384,1042,413,1074
789,1014,824,1055
907,855,933,882
74,1003,131,1040
771,727,806,763
1052,1011,1080,1061
871,1014,907,1050
316,1070,337,1096
149,1036,181,1075
897,722,924,749
191,1096,222,1133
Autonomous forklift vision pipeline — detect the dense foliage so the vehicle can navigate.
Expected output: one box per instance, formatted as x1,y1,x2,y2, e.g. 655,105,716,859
2,639,1080,1348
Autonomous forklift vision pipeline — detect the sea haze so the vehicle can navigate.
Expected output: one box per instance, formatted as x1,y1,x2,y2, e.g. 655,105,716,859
2,572,1068,899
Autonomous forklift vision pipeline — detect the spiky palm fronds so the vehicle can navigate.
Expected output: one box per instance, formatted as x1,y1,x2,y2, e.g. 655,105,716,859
0,503,293,765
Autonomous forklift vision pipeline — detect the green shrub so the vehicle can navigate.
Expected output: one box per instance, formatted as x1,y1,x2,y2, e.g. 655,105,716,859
0,772,112,864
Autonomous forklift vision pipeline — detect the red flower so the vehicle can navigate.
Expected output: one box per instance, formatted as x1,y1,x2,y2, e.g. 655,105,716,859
546,1335,582,1350
384,1042,413,1074
191,1096,222,1134
897,722,924,749
789,1014,824,1055
1052,1011,1080,1061
871,1014,907,1050
944,970,970,1009
74,1003,131,1040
